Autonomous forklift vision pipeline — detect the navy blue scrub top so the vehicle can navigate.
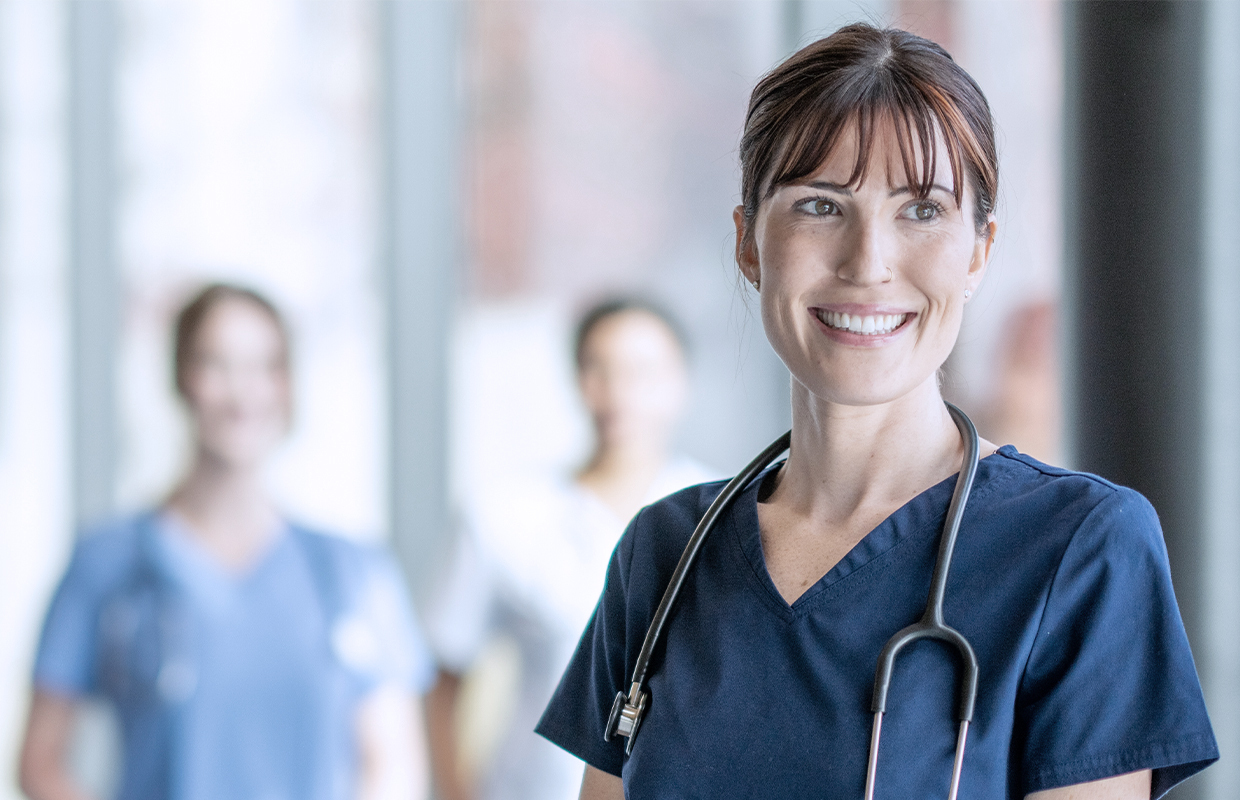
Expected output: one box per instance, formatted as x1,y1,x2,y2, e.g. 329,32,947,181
537,446,1217,799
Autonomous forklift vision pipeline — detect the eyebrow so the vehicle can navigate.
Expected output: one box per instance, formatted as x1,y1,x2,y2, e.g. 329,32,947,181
798,180,955,198
803,181,852,195
888,183,955,198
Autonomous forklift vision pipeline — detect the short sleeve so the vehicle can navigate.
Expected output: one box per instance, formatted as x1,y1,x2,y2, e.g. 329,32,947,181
423,529,498,673
535,513,638,778
354,550,437,694
1018,488,1218,797
33,535,126,696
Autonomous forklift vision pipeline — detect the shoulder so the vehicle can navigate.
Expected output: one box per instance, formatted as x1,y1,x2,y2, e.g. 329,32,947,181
61,512,155,593
983,447,1164,555
461,472,572,551
616,479,729,584
289,524,405,585
286,526,416,628
989,447,1154,511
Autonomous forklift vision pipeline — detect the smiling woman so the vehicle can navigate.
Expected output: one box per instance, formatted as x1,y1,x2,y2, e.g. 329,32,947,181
535,23,1217,800
19,285,435,800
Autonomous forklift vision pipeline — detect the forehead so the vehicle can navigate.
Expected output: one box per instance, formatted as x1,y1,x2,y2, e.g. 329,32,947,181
581,310,681,356
765,103,969,208
780,114,956,199
194,299,284,350
807,116,955,190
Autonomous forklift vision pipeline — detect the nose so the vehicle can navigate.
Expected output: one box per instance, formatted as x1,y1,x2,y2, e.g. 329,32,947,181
835,217,892,286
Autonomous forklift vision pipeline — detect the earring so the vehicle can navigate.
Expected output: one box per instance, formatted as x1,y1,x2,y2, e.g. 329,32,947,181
751,278,760,291
964,289,973,299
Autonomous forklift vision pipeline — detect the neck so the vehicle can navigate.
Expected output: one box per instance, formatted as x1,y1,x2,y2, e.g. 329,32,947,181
776,376,964,523
577,435,670,520
167,449,278,546
581,436,667,479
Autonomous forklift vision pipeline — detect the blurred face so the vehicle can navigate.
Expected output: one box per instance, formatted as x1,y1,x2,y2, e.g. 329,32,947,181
735,120,994,408
577,310,688,451
179,299,290,469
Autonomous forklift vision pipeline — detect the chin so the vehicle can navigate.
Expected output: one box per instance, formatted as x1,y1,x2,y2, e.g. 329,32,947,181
201,435,280,470
802,374,927,410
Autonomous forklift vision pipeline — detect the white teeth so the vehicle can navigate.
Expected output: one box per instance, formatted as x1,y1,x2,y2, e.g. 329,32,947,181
819,311,908,336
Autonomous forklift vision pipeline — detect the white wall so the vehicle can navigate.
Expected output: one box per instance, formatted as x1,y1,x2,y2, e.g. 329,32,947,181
0,2,70,798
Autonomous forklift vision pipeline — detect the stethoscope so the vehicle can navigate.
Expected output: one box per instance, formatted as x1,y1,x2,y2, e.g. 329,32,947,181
604,403,981,800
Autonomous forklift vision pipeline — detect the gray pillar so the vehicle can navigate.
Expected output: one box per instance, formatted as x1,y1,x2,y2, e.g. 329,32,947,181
1200,2,1240,797
1064,3,1213,797
380,1,461,598
68,0,119,530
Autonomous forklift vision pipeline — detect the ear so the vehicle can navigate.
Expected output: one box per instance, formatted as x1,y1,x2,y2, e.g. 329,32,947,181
733,205,760,285
966,215,997,295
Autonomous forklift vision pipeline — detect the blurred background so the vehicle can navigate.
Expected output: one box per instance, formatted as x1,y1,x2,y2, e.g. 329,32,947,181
0,1,1235,798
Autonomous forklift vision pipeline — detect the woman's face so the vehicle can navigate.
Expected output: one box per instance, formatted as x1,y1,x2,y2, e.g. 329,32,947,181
735,120,995,409
180,299,290,469
578,310,688,453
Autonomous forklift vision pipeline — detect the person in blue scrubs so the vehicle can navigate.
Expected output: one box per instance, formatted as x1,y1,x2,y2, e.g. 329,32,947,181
536,24,1218,799
19,284,434,800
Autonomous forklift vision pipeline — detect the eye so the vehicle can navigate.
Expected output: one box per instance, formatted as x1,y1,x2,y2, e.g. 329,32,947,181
904,199,945,221
797,197,839,216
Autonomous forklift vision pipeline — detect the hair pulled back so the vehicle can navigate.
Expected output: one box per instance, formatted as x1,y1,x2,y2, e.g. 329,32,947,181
173,283,290,397
739,23,998,235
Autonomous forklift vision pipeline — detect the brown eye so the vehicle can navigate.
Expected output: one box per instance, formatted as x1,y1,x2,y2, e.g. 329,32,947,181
914,202,937,220
811,199,836,215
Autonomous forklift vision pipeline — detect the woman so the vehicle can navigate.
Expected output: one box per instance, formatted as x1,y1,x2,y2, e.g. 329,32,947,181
20,284,433,800
536,25,1217,799
425,300,715,800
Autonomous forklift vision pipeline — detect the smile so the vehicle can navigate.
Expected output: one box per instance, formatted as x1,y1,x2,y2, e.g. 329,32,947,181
815,310,909,336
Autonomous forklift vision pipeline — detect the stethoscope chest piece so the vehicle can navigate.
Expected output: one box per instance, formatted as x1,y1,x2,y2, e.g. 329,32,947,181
605,682,648,755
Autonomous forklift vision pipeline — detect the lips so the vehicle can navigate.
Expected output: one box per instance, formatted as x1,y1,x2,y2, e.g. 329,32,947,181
814,309,909,336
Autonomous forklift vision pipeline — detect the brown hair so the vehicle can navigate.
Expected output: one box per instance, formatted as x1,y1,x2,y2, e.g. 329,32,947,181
173,283,290,397
573,297,688,369
739,23,998,236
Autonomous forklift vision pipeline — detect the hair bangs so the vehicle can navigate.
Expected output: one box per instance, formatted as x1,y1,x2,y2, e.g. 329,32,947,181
761,76,973,211
740,25,999,237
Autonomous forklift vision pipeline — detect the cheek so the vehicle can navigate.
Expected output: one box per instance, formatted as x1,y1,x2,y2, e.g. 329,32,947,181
905,237,976,305
183,373,227,416
257,376,289,410
578,374,605,411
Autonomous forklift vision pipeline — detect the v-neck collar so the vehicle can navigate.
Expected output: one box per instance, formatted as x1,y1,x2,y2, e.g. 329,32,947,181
728,451,1009,620
152,511,293,602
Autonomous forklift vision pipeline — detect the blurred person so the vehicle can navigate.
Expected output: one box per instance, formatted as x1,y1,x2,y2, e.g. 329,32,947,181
537,24,1216,800
19,284,433,800
424,299,715,800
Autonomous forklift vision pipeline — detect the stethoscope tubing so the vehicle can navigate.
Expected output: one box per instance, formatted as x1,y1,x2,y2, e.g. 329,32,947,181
605,402,982,800
606,430,792,752
864,402,980,800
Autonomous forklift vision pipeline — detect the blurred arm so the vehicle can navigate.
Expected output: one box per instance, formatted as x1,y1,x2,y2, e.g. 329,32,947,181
578,765,623,800
1025,769,1151,799
18,690,95,800
354,684,430,800
424,669,473,800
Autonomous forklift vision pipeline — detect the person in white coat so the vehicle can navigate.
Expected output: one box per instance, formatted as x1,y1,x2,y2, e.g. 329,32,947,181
424,299,714,800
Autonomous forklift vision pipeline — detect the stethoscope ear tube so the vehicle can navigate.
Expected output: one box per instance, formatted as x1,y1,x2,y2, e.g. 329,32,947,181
604,430,793,751
864,402,980,800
